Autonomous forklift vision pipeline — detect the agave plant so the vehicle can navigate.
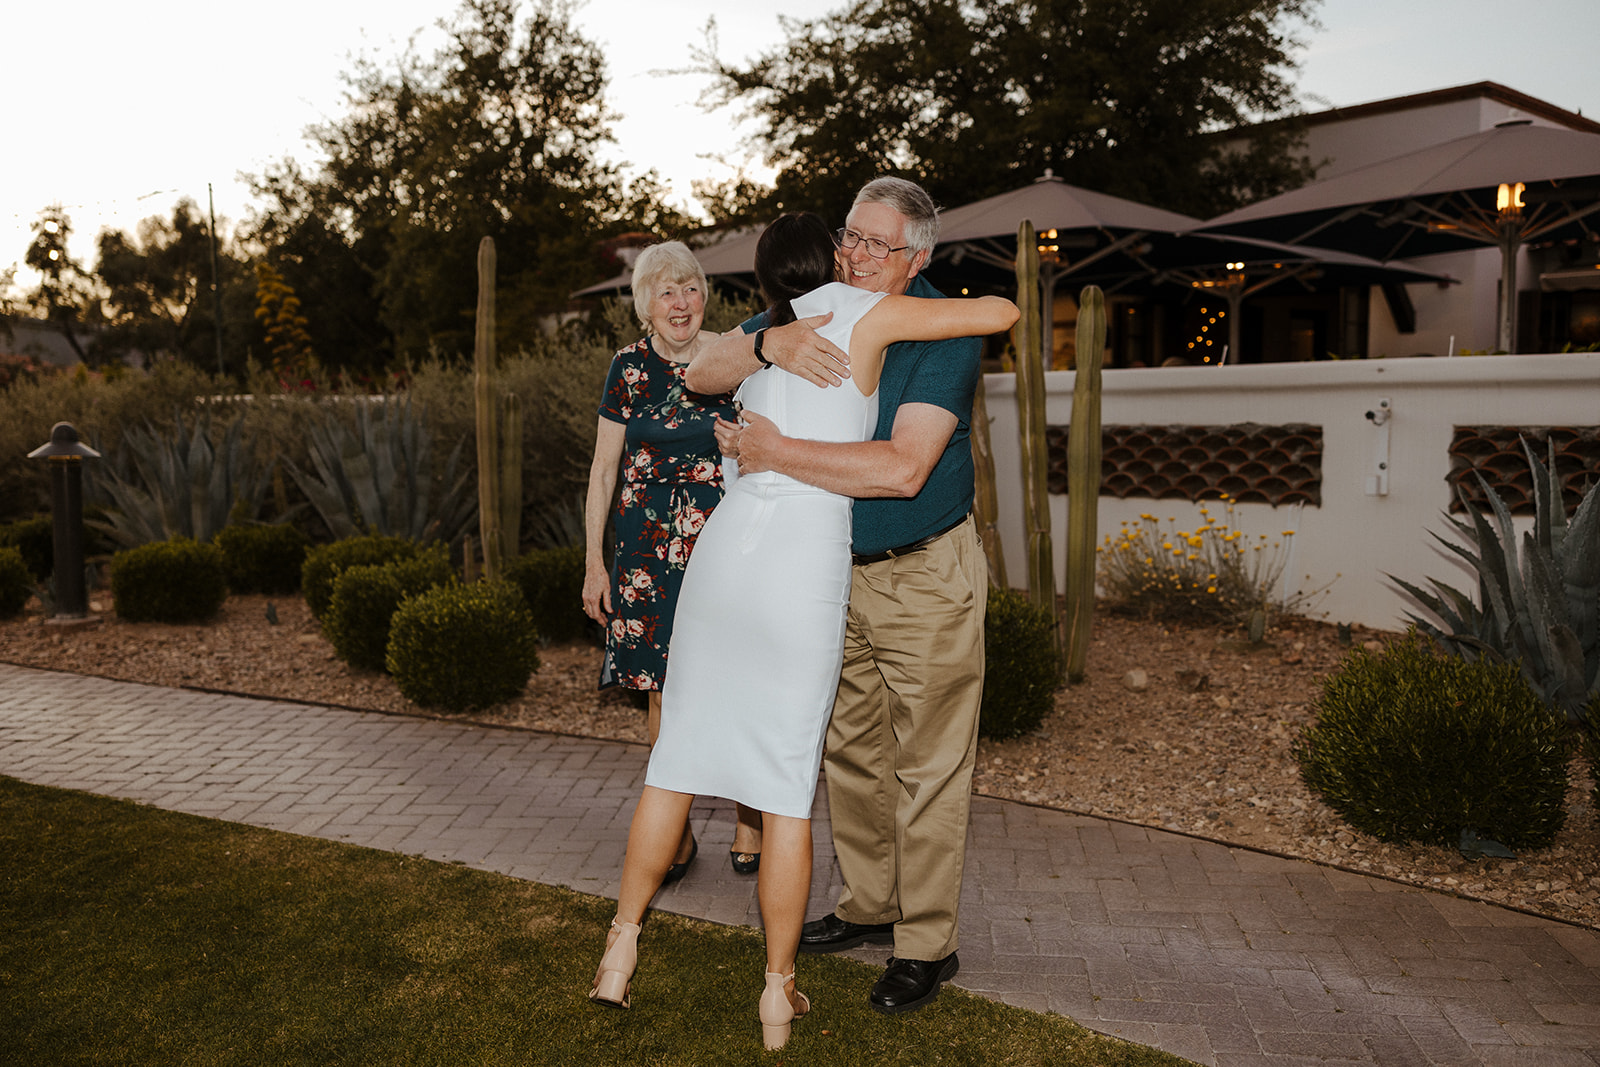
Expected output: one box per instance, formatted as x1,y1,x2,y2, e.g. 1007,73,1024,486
84,410,274,548
285,397,476,545
1391,438,1600,723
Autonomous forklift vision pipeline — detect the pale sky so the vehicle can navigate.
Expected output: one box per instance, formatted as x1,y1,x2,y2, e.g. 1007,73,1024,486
4,0,1598,292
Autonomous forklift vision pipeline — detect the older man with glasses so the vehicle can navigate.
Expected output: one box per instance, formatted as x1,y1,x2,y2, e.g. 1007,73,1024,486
687,176,988,1016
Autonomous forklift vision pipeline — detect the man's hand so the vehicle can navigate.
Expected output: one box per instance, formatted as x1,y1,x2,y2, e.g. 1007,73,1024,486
715,411,784,475
768,313,850,387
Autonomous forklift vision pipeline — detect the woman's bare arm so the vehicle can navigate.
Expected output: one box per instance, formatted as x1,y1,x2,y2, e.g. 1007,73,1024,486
581,418,627,624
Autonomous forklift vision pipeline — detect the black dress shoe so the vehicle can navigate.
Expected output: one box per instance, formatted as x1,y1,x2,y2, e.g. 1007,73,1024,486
730,849,760,875
869,953,959,1015
797,913,895,953
662,836,697,886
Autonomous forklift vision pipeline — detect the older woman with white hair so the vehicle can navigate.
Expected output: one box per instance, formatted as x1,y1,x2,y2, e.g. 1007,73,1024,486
582,241,762,882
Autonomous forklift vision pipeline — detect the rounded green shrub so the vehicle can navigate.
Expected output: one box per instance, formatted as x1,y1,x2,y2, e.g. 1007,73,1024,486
302,535,424,621
0,516,53,581
980,585,1062,740
1294,632,1571,850
322,549,455,672
0,546,34,618
214,523,309,595
504,544,589,644
110,538,228,623
388,579,540,712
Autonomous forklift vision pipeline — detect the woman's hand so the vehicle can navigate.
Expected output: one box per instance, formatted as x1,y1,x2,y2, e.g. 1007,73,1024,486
582,562,613,625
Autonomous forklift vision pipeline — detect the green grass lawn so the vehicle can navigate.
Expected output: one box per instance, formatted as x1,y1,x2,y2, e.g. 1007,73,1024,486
0,776,1195,1066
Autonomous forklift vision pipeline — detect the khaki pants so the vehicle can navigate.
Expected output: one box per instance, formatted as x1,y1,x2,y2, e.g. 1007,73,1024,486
824,515,986,961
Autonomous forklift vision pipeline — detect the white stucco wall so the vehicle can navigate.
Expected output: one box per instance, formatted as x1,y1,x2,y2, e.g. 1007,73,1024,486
982,353,1600,631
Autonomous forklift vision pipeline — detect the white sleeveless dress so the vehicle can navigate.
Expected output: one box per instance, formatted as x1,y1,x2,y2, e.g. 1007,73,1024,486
646,282,885,819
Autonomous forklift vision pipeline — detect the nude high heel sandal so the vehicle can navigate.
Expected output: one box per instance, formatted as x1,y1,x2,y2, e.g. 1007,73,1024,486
758,970,810,1050
589,918,641,1009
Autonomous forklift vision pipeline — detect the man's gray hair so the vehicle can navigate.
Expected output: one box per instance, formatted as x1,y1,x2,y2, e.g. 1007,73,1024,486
852,177,940,254
630,241,708,331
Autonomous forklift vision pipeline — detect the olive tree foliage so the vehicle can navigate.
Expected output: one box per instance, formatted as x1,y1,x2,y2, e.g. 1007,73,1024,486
247,0,691,372
693,0,1322,222
94,199,256,369
16,206,103,365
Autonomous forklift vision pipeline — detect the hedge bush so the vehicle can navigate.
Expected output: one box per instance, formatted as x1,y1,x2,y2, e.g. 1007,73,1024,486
1293,632,1571,850
214,523,309,595
321,550,455,672
979,585,1062,740
0,547,33,618
110,538,228,623
388,579,540,712
0,516,53,581
301,535,426,622
504,544,588,644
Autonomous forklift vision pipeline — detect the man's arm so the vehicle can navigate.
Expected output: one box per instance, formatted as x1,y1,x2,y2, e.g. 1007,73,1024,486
685,314,851,394
717,403,956,498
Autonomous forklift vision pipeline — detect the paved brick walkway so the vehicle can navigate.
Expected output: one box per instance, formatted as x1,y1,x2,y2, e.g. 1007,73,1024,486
3,662,1598,1066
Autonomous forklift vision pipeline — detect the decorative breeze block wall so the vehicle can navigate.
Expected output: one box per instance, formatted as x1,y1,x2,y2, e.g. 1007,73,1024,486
1045,423,1324,506
1448,426,1600,515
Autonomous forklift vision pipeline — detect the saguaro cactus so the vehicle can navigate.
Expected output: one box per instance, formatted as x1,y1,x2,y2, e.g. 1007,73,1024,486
971,374,1007,589
1064,285,1106,682
1014,221,1061,662
474,236,522,580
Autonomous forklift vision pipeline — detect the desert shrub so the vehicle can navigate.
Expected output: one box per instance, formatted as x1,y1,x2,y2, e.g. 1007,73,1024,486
302,535,426,621
322,550,455,672
1098,496,1329,625
109,538,228,623
0,547,34,617
980,585,1062,740
504,544,588,644
0,516,52,580
214,523,309,595
1393,438,1599,724
1293,632,1570,850
387,579,540,711
0,361,232,523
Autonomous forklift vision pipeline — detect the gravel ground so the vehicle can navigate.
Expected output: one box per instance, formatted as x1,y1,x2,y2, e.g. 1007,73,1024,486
3,592,1596,931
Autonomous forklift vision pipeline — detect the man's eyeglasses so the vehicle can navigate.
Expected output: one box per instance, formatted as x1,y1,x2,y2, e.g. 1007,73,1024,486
836,228,909,260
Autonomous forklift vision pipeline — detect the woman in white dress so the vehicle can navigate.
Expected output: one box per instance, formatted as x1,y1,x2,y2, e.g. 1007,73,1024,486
588,213,1018,1049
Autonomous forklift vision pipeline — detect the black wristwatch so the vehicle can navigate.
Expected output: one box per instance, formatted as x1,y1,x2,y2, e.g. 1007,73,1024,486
753,328,772,368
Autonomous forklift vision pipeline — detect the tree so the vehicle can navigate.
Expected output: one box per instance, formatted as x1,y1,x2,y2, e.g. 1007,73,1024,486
20,206,103,364
254,262,317,386
696,0,1321,221
249,0,687,371
94,199,252,369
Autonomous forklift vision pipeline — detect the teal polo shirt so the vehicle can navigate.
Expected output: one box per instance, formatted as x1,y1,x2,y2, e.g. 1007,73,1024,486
740,275,981,555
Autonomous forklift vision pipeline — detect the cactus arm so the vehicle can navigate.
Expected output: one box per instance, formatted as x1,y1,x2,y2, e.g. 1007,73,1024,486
475,236,503,578
501,393,523,562
970,374,1007,589
1064,284,1105,683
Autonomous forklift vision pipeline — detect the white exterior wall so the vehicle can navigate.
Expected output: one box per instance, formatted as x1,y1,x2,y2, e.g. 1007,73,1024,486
982,354,1600,631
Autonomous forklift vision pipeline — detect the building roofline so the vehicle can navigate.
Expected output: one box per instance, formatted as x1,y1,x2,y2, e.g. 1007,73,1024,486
1288,81,1600,136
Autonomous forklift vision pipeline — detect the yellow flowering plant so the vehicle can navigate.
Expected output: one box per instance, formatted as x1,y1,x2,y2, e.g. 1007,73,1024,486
1095,495,1329,625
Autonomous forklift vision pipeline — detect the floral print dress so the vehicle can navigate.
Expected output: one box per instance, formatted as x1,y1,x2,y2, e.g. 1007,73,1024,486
597,337,737,691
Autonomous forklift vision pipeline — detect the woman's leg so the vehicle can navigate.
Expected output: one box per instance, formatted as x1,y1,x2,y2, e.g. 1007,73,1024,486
593,784,695,1006
756,812,812,1046
732,803,763,858
617,785,695,924
758,813,812,995
646,691,695,865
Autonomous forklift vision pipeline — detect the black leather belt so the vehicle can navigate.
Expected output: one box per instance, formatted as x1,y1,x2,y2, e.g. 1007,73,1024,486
851,513,969,566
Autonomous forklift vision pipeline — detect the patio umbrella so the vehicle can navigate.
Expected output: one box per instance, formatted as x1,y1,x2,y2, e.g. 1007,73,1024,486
931,173,1449,363
933,173,1205,364
1199,120,1600,351
571,227,762,297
